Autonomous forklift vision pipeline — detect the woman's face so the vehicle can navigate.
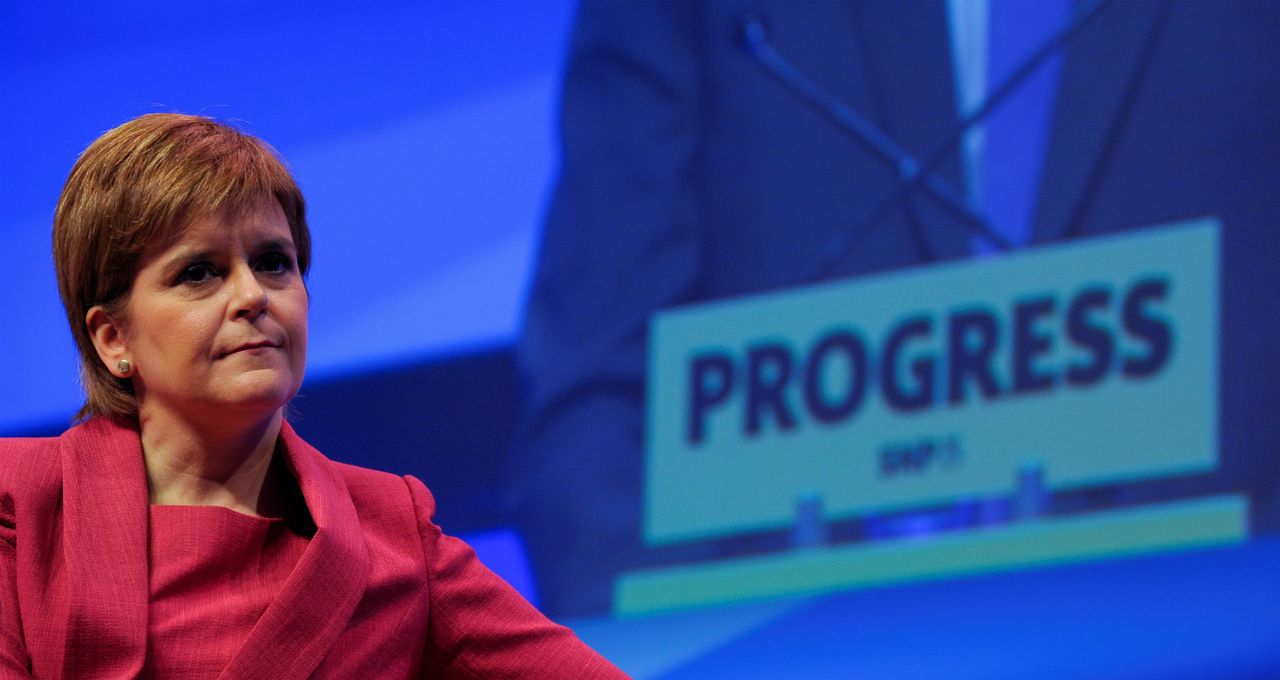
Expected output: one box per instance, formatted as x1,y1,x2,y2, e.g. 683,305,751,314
120,199,308,425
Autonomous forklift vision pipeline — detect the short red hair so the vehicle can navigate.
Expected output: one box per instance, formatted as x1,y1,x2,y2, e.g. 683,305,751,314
53,113,311,422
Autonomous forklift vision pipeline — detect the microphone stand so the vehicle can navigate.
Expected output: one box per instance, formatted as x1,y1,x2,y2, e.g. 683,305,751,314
738,0,1120,280
740,16,1012,254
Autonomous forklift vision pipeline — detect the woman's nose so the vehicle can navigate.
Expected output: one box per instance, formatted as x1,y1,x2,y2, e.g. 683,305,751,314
229,264,269,319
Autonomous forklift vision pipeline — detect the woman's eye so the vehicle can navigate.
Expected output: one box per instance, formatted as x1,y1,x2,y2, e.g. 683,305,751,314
177,263,217,284
257,252,293,274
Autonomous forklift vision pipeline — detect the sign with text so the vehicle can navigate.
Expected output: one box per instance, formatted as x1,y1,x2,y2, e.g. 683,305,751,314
644,219,1219,545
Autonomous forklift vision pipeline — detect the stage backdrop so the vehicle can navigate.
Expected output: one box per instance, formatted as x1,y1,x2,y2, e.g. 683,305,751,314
0,0,576,437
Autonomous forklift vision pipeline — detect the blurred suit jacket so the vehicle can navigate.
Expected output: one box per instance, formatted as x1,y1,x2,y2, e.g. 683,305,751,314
0,417,624,679
1029,0,1280,530
508,0,973,617
509,0,1280,617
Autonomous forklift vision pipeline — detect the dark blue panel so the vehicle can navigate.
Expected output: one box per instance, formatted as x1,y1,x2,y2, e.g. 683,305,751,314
659,538,1280,678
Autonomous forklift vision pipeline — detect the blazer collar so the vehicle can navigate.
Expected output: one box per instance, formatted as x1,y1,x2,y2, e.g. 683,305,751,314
219,420,369,680
847,0,976,263
58,417,150,679
57,417,369,680
1030,0,1162,243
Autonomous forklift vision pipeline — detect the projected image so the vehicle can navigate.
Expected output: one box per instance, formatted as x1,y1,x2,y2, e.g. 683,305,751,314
507,0,1280,633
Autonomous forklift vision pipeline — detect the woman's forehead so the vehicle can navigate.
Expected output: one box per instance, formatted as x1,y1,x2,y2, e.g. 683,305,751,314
137,199,294,268
164,199,292,247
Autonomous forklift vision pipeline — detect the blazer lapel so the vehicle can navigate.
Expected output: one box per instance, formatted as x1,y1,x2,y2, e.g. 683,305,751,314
58,418,150,678
1031,0,1163,243
848,0,974,262
219,421,369,680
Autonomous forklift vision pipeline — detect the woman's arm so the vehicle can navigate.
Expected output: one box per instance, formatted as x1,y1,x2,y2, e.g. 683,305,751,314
0,494,33,675
403,475,628,679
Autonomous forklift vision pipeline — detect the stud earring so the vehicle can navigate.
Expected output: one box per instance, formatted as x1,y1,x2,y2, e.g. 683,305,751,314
117,359,132,376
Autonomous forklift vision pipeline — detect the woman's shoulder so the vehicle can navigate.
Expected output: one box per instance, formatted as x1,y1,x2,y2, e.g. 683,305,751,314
0,435,61,490
278,421,419,511
324,461,440,571
330,460,432,525
0,434,64,547
331,460,415,502
0,418,129,490
0,436,57,456
277,423,435,539
0,418,139,511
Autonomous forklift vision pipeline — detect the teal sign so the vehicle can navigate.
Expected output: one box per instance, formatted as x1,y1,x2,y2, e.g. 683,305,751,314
645,219,1219,545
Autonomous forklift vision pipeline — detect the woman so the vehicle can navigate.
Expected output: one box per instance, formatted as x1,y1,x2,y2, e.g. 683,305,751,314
0,114,627,678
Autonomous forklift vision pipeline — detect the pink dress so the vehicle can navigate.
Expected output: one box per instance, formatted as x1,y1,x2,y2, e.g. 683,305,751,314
142,506,309,677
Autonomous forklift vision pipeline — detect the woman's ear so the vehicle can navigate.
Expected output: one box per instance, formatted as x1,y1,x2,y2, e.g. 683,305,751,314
86,306,133,378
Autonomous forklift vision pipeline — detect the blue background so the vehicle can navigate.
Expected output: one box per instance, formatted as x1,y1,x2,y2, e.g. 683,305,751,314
1,0,574,433
3,2,1276,676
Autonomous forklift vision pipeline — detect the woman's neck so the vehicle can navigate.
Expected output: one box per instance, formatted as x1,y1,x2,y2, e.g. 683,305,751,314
137,407,289,517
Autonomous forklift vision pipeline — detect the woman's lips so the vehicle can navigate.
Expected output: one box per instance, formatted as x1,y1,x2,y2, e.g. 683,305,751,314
221,341,279,357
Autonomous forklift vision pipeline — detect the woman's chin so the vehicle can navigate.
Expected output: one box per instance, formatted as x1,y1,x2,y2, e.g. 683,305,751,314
197,376,301,422
231,388,297,415
238,366,302,395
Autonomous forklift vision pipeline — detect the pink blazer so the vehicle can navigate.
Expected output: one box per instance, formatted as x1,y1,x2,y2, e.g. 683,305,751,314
0,417,626,679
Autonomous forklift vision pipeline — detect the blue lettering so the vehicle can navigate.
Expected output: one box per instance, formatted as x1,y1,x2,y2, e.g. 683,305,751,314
687,352,734,444
1122,278,1172,377
803,330,869,424
1013,295,1057,394
948,308,1002,404
746,343,798,435
882,316,934,412
680,276,1176,443
1066,287,1113,386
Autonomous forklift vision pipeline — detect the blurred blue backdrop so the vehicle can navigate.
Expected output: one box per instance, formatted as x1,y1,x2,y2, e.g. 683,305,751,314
1,0,575,433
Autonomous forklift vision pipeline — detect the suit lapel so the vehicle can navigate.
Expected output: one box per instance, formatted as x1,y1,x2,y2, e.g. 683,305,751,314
847,0,973,262
1031,0,1162,243
58,418,150,678
218,421,369,680
55,418,368,678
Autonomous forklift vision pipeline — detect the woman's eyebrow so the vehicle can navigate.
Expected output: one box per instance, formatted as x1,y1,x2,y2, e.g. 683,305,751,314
161,247,217,269
255,238,296,254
